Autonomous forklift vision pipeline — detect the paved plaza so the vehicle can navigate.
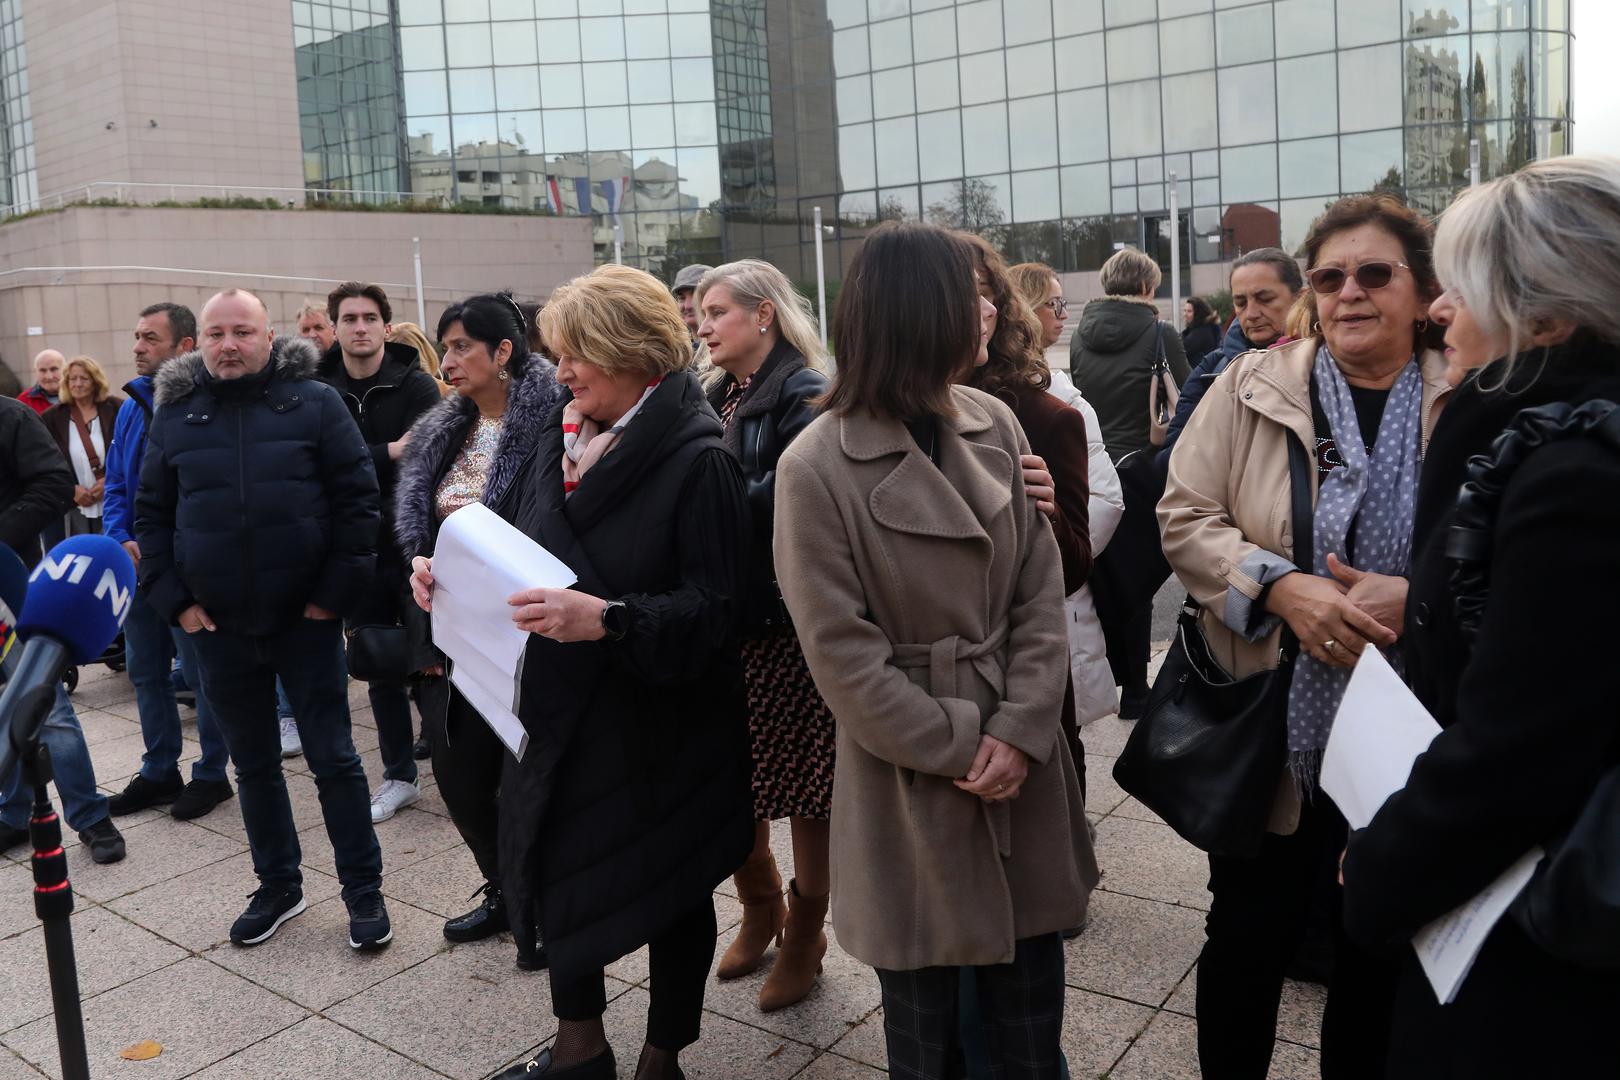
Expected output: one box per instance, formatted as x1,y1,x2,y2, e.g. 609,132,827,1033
0,654,1324,1079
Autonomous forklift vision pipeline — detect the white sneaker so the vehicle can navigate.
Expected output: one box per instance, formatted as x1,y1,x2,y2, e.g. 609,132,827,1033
370,779,421,823
279,717,303,758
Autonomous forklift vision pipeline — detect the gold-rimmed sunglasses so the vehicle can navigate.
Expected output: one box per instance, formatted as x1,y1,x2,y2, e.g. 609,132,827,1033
1305,260,1410,295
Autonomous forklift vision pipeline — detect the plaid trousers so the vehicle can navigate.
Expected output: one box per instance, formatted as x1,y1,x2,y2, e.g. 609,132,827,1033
876,933,1066,1080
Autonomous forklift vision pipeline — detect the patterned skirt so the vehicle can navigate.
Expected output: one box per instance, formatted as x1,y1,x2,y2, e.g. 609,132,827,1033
742,628,836,821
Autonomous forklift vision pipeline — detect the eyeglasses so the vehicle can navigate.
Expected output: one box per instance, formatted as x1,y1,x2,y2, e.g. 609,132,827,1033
1041,297,1070,315
1305,260,1409,295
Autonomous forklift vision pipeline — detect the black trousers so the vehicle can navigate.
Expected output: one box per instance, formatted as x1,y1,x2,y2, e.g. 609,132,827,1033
421,677,503,883
551,898,717,1051
876,934,1066,1080
1197,797,1395,1080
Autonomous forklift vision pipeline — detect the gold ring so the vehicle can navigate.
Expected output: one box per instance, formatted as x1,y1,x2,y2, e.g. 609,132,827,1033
1324,639,1340,651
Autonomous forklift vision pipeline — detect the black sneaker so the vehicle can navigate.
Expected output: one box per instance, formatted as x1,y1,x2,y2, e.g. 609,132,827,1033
174,688,196,709
0,821,27,855
230,885,306,946
516,939,549,972
412,734,431,761
107,773,183,816
444,882,508,943
347,891,393,952
77,818,126,864
170,778,234,820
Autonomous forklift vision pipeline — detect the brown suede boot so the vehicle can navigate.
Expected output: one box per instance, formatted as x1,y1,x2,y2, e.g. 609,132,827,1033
716,852,787,980
757,879,828,1012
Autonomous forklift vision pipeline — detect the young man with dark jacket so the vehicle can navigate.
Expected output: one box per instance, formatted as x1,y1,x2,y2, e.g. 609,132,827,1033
103,302,236,822
314,281,441,823
136,288,390,951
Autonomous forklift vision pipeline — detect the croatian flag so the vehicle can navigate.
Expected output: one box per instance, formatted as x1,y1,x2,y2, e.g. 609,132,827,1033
598,176,629,224
545,177,564,215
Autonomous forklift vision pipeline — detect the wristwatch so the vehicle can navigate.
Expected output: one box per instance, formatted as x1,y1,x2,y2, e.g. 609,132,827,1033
600,600,631,642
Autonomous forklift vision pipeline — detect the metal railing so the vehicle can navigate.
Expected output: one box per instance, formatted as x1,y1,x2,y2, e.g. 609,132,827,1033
11,181,447,215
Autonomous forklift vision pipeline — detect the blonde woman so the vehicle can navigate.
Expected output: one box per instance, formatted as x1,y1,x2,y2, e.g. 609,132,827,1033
387,321,452,396
41,356,123,534
693,260,834,1011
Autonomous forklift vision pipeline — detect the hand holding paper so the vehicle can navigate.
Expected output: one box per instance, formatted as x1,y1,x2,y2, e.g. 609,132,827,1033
429,503,578,761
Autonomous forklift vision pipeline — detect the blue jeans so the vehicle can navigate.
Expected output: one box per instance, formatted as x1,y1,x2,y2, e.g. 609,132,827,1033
122,590,229,784
0,649,110,832
275,678,294,721
188,618,381,902
369,681,417,785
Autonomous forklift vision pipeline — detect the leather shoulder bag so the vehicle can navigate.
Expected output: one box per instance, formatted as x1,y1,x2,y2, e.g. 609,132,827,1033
1447,398,1620,969
1112,430,1312,858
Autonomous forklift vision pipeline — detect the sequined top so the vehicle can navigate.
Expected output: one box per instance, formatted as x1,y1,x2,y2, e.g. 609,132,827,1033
435,416,503,521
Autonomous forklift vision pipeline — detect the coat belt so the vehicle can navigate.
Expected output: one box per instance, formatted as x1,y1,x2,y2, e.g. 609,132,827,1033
891,622,1015,859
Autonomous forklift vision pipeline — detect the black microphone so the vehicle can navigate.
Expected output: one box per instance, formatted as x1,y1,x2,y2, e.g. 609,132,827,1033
0,535,134,782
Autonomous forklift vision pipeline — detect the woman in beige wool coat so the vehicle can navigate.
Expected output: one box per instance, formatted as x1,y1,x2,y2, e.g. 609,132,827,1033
774,221,1093,1080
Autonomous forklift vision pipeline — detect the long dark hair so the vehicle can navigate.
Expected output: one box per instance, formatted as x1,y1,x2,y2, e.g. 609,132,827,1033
436,292,533,375
1186,296,1218,326
959,231,1051,400
821,222,980,419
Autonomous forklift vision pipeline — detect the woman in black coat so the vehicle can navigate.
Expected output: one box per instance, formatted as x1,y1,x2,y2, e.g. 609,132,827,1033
695,259,836,1013
1341,155,1620,1079
398,293,560,960
1180,295,1222,362
446,265,753,1080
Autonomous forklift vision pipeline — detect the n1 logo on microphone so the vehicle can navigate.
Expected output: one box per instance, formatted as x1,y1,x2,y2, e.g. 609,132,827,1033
31,552,134,624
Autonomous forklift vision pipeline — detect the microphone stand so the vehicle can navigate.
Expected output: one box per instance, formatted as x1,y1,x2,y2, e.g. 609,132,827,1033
7,693,92,1080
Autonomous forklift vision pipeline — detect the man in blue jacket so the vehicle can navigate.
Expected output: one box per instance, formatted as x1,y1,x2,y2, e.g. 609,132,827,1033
104,302,235,823
136,288,389,952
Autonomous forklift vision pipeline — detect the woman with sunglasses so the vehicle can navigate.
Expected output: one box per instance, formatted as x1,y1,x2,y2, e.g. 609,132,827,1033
1158,193,1453,1078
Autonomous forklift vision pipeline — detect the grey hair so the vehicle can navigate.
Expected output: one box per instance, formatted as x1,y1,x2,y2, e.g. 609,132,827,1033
294,299,329,323
1231,246,1304,292
1435,154,1620,386
1099,248,1162,297
694,259,828,389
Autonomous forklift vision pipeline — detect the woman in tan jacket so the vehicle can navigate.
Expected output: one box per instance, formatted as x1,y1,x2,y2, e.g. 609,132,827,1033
1159,193,1452,1078
774,221,1090,1078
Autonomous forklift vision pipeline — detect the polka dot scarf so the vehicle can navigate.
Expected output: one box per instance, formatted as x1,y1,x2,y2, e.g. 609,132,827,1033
1286,345,1423,790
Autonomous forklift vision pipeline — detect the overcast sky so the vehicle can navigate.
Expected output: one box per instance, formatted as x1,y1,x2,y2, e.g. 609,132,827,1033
1574,2,1618,156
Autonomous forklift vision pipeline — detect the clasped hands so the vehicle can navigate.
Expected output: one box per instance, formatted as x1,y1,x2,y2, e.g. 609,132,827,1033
956,734,1029,803
1265,553,1408,669
410,556,606,643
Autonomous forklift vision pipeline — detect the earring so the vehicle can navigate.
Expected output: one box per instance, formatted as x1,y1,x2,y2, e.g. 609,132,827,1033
1310,320,1322,334
497,368,509,381
757,325,768,335
1416,318,1429,332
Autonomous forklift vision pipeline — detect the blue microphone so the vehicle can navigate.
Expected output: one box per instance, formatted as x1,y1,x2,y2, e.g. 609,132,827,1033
0,535,135,781
0,544,25,665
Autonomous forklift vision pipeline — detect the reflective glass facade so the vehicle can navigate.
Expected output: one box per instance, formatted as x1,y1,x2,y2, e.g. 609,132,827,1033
294,0,408,196
290,0,1573,278
0,0,36,214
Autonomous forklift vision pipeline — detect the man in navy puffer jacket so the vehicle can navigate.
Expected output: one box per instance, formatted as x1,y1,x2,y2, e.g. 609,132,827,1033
135,288,391,953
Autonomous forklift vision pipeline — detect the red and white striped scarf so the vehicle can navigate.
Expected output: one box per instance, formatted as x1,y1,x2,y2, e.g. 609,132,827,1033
560,378,662,496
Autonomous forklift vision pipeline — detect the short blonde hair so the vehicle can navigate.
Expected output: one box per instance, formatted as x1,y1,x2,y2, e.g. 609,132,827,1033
63,355,112,402
1099,248,1162,297
540,264,692,380
389,321,443,380
1436,154,1620,379
695,259,827,389
295,300,329,324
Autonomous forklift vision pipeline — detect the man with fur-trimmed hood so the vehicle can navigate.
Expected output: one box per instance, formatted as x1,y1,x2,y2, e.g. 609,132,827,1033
134,288,392,954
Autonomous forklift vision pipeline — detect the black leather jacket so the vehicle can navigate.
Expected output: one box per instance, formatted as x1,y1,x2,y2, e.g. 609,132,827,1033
705,341,827,636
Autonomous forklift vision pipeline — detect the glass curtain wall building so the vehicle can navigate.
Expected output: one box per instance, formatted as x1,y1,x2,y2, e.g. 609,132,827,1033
287,0,1572,283
0,0,35,213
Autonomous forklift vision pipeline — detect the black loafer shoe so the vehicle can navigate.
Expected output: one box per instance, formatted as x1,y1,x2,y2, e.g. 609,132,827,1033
445,882,509,943
170,778,234,820
515,940,548,972
413,735,431,760
107,773,183,816
77,818,126,864
491,1046,615,1079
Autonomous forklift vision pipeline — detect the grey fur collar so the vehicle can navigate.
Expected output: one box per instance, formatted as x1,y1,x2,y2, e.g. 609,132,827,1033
392,356,561,560
152,336,322,406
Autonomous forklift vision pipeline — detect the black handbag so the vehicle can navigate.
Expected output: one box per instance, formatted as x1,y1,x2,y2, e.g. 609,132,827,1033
345,624,412,683
1446,399,1620,968
1112,432,1313,858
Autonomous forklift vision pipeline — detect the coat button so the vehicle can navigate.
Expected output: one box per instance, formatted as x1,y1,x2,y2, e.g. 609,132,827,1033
1414,602,1430,627
1243,391,1253,399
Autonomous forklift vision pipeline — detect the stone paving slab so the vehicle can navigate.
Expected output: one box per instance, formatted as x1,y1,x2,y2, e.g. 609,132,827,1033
0,659,1333,1077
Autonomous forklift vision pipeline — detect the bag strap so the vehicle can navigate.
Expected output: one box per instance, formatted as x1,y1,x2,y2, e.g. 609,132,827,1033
70,408,105,477
1279,431,1314,662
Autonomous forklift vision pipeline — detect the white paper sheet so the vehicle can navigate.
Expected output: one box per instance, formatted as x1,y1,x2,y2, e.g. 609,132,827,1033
1324,644,1541,1006
429,503,577,761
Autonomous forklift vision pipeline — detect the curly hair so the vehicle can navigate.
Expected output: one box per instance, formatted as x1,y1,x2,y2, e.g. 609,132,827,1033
957,231,1051,399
